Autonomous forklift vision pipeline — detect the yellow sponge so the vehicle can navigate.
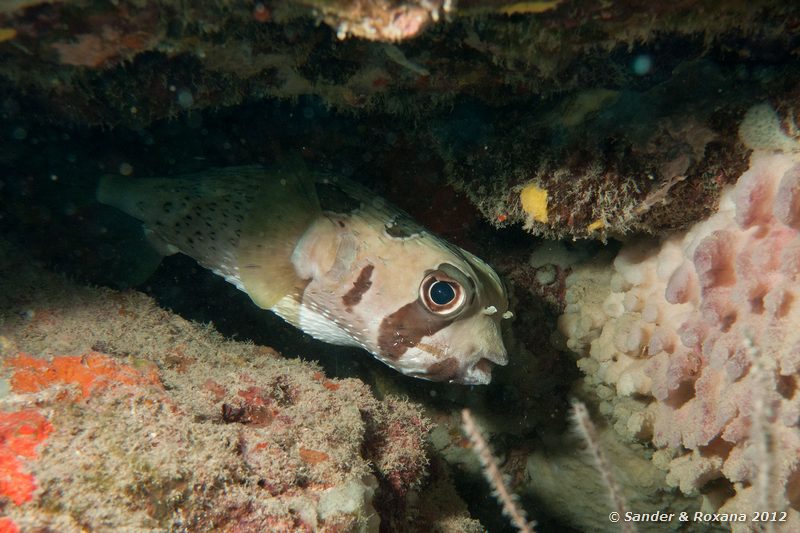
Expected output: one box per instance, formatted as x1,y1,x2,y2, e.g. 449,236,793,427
520,184,549,223
587,219,605,232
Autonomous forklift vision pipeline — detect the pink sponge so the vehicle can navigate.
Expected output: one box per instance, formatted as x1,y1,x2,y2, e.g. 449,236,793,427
560,150,800,521
654,152,798,435
775,163,800,229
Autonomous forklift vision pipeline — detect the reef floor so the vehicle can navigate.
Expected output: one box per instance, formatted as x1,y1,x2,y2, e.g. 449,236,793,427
0,239,483,532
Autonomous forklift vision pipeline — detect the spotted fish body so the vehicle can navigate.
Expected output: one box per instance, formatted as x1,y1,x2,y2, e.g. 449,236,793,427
97,166,511,384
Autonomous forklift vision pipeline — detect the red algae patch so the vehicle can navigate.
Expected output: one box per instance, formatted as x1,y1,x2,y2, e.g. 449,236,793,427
6,351,161,398
0,410,52,506
0,411,52,460
0,517,20,533
299,447,331,464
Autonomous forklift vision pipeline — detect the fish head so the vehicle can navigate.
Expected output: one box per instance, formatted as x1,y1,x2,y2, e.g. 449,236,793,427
372,245,510,385
287,179,511,385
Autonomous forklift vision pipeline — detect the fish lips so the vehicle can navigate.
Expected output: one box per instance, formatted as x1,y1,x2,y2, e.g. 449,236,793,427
452,350,508,385
462,353,508,385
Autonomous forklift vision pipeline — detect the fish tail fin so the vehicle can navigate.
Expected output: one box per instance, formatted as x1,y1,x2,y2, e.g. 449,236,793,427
94,175,168,286
97,174,182,255
97,174,178,223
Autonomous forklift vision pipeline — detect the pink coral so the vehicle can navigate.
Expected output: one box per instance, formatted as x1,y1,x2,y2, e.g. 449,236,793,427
560,150,800,521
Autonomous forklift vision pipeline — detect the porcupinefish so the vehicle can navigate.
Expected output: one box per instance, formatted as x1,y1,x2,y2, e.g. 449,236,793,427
97,166,511,385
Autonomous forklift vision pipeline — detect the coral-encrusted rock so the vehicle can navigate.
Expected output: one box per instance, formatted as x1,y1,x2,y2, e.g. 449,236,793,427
559,143,800,527
0,241,450,532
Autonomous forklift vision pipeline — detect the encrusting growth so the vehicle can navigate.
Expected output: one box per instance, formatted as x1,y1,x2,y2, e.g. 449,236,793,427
461,408,535,533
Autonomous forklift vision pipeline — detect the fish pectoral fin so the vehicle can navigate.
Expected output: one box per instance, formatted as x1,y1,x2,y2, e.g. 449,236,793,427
237,172,322,309
143,229,180,256
290,216,355,282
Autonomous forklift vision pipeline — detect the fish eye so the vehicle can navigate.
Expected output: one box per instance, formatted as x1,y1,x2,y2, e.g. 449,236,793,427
430,281,455,305
420,272,466,315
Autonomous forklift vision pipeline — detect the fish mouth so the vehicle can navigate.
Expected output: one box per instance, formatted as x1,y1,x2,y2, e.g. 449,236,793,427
455,352,508,385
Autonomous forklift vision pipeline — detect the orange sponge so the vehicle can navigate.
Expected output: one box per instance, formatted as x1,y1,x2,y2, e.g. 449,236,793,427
6,352,160,398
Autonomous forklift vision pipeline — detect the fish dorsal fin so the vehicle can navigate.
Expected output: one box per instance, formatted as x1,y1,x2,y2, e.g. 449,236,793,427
312,173,429,241
237,169,322,309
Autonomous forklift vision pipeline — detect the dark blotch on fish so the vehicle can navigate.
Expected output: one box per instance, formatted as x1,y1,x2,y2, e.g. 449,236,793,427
342,264,374,311
378,301,449,359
